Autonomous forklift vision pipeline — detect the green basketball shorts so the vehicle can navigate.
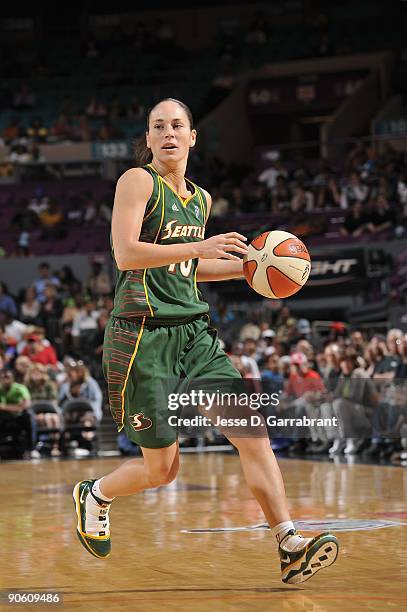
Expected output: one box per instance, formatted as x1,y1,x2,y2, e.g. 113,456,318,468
102,314,241,449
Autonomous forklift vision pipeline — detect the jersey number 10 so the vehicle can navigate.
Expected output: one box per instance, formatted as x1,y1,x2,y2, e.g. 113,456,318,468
168,259,193,278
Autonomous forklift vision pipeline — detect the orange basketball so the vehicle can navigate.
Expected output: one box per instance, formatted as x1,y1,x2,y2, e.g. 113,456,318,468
243,230,311,299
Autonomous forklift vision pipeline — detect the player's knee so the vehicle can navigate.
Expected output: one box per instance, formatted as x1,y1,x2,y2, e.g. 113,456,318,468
147,459,179,488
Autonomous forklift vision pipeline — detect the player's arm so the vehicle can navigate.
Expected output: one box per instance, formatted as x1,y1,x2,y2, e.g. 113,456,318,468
196,190,247,282
112,170,247,271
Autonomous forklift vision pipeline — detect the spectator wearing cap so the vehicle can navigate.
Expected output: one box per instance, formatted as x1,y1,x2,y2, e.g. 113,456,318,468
258,329,276,360
21,333,58,367
0,369,38,459
294,319,312,342
282,352,326,453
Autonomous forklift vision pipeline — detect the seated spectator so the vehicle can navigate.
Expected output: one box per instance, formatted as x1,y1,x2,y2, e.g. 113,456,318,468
39,199,64,237
0,310,28,344
366,196,397,235
58,265,82,297
281,352,326,453
16,230,31,257
315,177,341,208
25,363,61,457
210,187,229,217
0,368,37,459
39,283,63,343
33,262,60,303
271,176,291,212
28,187,49,218
14,355,32,384
86,258,112,299
331,350,379,456
261,354,284,391
340,201,369,237
258,156,288,190
290,184,314,213
60,362,103,443
71,298,99,352
86,96,107,118
340,172,368,209
26,118,49,143
239,317,261,341
0,283,17,319
21,333,58,367
83,198,97,224
20,287,40,325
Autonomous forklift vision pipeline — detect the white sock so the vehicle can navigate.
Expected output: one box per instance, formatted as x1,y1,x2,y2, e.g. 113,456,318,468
92,478,114,503
271,521,295,545
85,493,110,536
272,521,311,552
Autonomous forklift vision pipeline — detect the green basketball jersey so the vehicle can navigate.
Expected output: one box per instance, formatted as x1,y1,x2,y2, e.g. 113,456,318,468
110,163,209,324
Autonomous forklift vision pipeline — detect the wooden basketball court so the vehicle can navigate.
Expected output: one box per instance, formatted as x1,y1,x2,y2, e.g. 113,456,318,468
1,453,406,611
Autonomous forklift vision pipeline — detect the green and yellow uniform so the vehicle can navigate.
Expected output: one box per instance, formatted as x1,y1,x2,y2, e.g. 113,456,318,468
103,164,240,448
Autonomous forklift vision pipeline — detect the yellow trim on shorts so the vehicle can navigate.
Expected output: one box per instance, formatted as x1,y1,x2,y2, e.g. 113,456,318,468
120,316,146,429
142,177,165,317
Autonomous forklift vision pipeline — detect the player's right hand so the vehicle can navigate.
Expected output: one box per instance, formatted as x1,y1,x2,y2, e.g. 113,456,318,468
196,232,248,261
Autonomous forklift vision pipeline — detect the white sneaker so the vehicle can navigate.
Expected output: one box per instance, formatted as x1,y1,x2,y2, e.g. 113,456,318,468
73,448,90,457
328,440,343,455
344,439,360,455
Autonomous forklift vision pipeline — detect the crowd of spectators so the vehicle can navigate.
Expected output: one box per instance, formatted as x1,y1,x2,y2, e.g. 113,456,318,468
1,258,406,466
0,3,370,149
215,304,407,466
0,139,406,259
0,260,112,459
205,143,407,239
4,185,114,256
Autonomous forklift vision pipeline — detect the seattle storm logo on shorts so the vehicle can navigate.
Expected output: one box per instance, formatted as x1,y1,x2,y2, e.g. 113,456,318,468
129,412,153,431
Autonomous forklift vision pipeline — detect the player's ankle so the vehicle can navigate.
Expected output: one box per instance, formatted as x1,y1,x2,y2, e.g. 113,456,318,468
92,478,115,504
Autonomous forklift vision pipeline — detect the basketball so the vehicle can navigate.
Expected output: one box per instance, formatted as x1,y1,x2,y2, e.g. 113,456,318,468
243,230,311,299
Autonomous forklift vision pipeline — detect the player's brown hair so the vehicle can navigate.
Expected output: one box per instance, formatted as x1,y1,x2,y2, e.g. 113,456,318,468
134,98,194,166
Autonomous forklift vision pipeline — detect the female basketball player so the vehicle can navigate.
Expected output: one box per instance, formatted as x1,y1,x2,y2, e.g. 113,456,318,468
73,98,338,584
